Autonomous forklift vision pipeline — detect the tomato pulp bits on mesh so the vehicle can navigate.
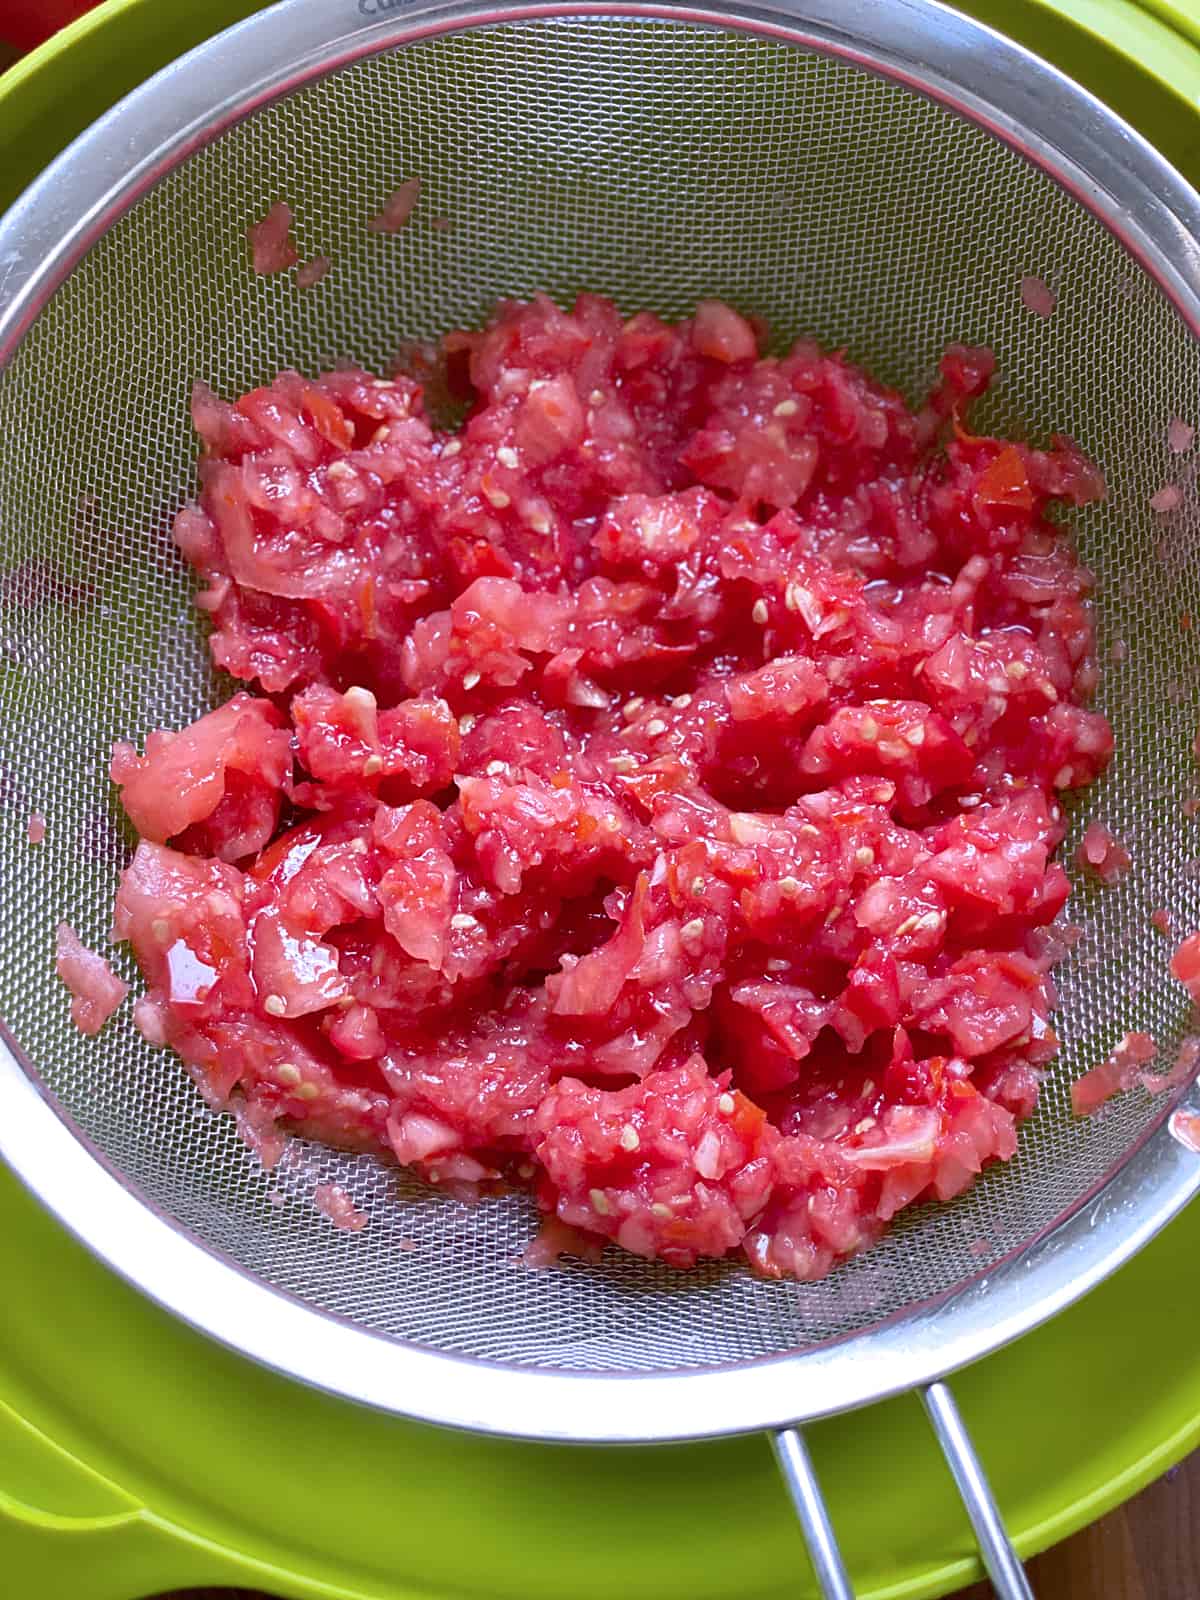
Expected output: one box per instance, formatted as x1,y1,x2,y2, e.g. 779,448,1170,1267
104,295,1112,1278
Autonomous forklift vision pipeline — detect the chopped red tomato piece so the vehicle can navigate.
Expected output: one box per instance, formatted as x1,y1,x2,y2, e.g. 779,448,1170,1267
55,923,128,1035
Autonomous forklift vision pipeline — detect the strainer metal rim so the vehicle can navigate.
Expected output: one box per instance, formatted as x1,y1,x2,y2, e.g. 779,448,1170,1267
3,1021,1198,1441
1,0,1199,1443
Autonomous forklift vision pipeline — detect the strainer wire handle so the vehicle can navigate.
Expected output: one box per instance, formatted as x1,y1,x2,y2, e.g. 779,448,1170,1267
772,1384,1035,1599
921,1381,1035,1600
770,1427,855,1600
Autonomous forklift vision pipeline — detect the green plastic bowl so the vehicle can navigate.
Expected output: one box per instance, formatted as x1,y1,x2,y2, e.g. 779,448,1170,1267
2,3,1200,1596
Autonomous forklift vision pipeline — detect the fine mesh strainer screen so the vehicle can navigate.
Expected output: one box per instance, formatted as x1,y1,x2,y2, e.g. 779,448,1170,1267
0,15,1198,1374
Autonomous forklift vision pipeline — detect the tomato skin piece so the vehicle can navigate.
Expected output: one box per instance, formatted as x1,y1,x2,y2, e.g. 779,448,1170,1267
974,445,1034,511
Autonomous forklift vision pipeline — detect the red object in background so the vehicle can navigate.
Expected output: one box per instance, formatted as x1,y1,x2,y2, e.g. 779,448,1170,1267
0,0,102,53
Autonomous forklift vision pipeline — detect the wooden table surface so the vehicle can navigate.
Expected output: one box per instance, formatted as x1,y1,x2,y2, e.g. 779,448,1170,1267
159,1447,1199,1599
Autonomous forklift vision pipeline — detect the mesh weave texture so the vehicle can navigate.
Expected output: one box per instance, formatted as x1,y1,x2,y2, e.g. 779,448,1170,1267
0,17,1197,1372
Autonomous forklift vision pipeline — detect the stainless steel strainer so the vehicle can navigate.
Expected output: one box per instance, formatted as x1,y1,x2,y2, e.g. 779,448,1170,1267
2,1,1200,1595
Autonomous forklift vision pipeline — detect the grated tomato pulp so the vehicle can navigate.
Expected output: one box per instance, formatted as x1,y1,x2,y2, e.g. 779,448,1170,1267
111,294,1111,1280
